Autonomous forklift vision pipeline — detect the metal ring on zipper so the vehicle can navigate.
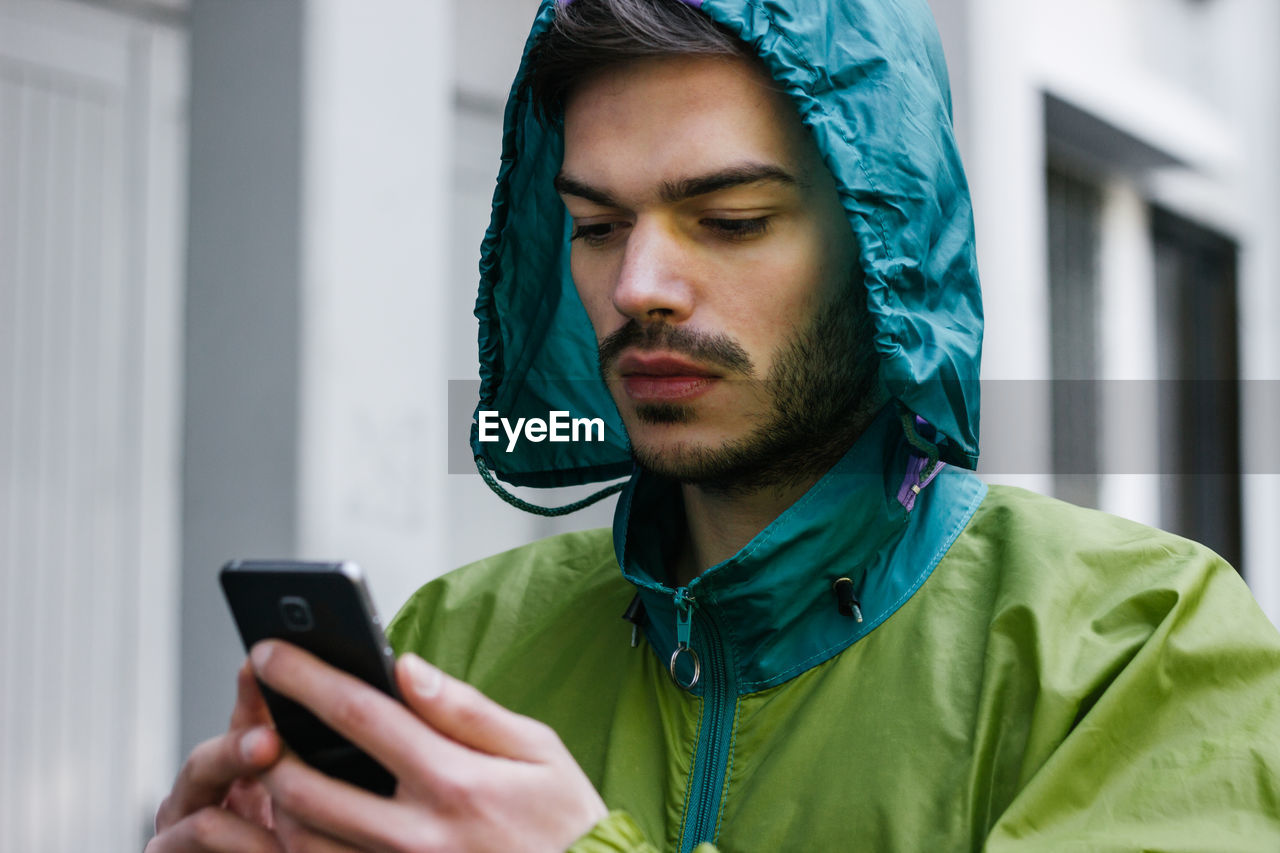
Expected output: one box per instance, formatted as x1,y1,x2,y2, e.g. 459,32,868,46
668,645,701,690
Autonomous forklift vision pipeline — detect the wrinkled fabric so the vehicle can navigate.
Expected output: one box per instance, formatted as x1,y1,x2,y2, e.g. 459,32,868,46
390,487,1280,850
472,0,981,488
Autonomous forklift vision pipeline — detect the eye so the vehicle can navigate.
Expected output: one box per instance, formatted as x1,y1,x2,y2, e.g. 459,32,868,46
570,222,626,247
702,217,771,241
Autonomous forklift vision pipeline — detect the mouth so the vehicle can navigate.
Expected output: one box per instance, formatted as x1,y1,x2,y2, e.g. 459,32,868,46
617,352,721,403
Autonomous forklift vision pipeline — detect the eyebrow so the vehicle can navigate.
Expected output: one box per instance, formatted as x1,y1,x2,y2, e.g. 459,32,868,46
554,163,801,208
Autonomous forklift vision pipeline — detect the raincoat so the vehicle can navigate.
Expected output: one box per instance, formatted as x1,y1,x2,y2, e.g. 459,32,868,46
389,0,1280,849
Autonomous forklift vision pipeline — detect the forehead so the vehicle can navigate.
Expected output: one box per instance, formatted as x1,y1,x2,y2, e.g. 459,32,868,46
561,54,819,196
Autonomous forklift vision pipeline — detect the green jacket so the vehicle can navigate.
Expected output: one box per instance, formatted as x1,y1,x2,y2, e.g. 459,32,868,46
395,0,1280,848
390,446,1280,850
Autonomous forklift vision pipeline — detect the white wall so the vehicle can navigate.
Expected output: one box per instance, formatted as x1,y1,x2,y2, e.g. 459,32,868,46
0,0,186,849
963,0,1055,497
295,0,454,629
1218,0,1280,626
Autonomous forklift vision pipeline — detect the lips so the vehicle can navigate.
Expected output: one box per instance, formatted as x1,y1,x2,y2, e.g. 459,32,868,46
617,353,720,402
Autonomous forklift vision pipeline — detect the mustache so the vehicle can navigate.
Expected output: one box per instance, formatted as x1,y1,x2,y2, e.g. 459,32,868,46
597,321,755,376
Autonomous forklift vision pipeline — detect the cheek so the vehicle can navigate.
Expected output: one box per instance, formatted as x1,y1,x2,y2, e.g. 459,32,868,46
570,258,618,337
713,240,831,347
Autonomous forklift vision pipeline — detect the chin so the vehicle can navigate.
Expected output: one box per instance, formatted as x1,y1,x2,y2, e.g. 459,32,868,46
629,440,717,481
626,424,757,481
624,421,722,475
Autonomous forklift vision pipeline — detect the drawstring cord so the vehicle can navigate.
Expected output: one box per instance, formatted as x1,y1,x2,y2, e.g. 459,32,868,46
899,409,941,481
475,455,625,517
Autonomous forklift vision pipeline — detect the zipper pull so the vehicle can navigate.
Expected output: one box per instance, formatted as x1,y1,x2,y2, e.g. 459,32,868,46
669,588,701,689
674,588,693,648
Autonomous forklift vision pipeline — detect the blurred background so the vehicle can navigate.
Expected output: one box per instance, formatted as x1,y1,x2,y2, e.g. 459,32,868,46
2,0,1278,848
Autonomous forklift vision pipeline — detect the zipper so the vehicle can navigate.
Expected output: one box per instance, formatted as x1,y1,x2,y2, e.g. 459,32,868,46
897,450,945,512
672,590,696,685
674,589,736,853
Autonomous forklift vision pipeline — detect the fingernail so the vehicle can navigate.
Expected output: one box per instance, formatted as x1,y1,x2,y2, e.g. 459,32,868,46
403,653,443,699
250,641,274,671
240,726,269,762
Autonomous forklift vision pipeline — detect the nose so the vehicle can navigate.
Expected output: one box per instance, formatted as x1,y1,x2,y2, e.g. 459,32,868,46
610,218,694,323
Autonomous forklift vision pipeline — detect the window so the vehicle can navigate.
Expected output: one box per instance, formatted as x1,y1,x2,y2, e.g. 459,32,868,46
1046,165,1102,508
1153,209,1243,571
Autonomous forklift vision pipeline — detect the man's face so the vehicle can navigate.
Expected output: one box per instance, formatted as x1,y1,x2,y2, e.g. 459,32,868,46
559,54,877,491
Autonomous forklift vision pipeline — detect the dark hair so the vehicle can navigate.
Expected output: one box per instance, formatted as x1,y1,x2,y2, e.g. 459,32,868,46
523,0,756,122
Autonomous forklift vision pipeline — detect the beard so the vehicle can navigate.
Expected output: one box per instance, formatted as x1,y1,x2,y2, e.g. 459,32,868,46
598,289,884,496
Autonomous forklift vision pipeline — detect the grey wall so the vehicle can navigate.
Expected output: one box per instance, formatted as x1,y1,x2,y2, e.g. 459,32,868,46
181,0,305,754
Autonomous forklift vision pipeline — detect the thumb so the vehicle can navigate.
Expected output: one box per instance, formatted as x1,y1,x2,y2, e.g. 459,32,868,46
229,659,274,729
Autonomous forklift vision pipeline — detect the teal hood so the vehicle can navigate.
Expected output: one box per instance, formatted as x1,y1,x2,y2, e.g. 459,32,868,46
472,0,983,490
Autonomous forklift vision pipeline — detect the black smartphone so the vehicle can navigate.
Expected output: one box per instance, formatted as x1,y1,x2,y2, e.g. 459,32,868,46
219,559,401,796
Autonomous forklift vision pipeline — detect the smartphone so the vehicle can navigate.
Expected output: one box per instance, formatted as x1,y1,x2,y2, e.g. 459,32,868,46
220,559,401,796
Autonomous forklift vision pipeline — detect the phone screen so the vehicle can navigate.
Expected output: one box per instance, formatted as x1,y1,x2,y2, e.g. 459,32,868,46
220,560,401,796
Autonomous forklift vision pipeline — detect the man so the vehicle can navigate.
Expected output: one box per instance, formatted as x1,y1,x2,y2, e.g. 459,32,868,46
150,1,1280,851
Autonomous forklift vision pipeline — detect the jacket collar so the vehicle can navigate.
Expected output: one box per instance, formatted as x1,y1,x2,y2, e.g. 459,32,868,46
613,405,985,693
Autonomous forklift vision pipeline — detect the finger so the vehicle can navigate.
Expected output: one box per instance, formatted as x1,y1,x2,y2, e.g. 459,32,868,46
250,640,474,784
156,726,283,829
397,652,560,762
265,754,428,853
146,805,284,853
273,808,370,853
222,777,275,827
230,660,274,729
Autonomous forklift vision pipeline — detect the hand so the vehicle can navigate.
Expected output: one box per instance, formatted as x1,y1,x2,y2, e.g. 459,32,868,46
147,662,286,852
249,640,609,853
